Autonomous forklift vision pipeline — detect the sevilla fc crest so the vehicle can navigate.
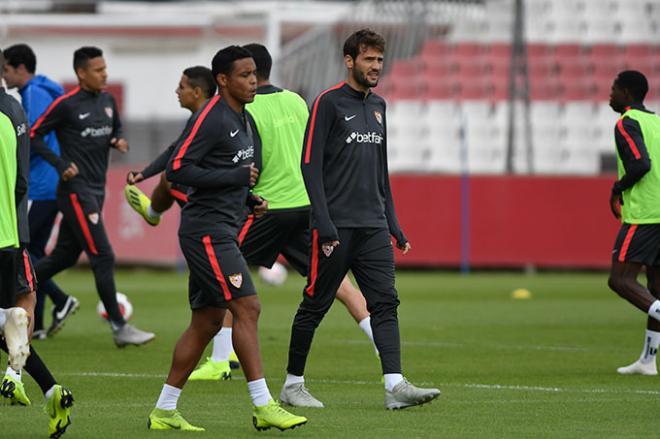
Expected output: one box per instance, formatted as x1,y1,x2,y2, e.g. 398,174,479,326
229,273,243,288
374,111,382,125
105,106,113,119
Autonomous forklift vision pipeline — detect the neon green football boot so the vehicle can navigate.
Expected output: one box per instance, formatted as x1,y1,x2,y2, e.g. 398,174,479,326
147,408,205,431
252,400,307,431
0,374,31,406
188,358,231,381
124,184,160,226
46,385,74,438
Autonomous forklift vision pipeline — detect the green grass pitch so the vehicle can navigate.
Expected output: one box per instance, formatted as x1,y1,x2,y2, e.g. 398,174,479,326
3,269,659,437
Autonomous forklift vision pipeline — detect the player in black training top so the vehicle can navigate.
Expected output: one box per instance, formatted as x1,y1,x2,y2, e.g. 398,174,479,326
146,45,306,433
280,29,440,410
30,46,155,347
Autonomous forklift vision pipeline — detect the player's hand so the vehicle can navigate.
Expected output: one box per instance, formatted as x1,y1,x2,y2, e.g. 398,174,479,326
321,240,340,258
252,195,268,218
609,192,622,220
62,162,79,181
126,171,144,185
245,162,259,187
397,241,412,255
111,137,129,153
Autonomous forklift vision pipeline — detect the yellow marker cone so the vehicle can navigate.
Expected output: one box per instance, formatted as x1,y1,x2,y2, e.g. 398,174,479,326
511,288,532,300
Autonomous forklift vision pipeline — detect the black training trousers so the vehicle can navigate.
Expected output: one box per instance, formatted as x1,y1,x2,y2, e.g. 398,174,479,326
287,227,402,375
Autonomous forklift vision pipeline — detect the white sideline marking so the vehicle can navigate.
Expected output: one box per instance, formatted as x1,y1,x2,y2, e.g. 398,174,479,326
62,372,660,396
342,339,589,352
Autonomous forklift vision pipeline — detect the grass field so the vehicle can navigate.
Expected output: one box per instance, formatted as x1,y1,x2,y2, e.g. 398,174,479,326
3,269,659,438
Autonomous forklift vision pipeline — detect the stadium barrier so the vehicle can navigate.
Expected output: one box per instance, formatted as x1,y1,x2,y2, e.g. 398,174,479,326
96,167,619,269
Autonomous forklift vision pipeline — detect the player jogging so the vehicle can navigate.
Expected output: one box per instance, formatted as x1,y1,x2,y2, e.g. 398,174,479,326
188,43,379,387
147,45,306,432
607,70,660,376
29,46,154,347
280,29,440,410
2,43,79,339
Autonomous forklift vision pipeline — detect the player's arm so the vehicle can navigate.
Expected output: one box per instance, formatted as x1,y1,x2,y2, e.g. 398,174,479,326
301,94,338,244
380,110,410,253
137,141,178,182
30,98,75,177
166,112,252,188
109,95,128,152
610,117,651,218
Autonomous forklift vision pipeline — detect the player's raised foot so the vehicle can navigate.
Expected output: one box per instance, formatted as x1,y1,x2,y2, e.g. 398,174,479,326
4,307,30,370
0,374,31,406
279,382,324,408
188,357,231,381
385,379,440,410
147,408,205,432
252,400,307,431
112,324,155,347
124,185,160,226
47,296,80,337
46,385,73,438
617,359,658,376
229,350,240,370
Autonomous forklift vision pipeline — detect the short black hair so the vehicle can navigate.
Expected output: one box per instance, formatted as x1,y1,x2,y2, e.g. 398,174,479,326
183,66,216,98
73,46,103,72
3,44,37,74
343,28,386,60
211,45,253,79
243,43,272,80
615,70,649,102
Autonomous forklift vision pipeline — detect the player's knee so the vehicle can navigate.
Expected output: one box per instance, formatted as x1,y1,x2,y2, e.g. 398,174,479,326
90,249,115,269
608,274,632,297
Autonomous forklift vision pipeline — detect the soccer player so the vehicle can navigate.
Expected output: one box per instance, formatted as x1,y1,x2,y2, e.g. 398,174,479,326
280,29,440,410
606,71,660,376
124,66,216,214
29,46,154,347
0,48,74,437
3,43,79,339
147,46,306,432
188,43,379,385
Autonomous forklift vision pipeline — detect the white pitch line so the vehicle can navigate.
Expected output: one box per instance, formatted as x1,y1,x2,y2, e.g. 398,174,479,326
62,372,660,396
341,339,590,352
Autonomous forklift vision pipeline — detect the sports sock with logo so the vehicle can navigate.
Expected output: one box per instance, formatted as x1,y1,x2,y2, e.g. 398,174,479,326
648,300,660,323
639,329,660,364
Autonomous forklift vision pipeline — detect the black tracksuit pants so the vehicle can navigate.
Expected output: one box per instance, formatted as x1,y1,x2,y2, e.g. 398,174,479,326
287,227,402,375
34,190,124,325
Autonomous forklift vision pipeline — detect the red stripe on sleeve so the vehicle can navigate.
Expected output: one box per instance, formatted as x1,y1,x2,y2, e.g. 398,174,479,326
238,214,254,246
305,229,319,297
617,118,641,160
30,87,80,138
172,95,220,171
22,249,35,291
169,188,188,203
202,235,232,301
69,193,98,255
303,82,345,164
618,224,638,262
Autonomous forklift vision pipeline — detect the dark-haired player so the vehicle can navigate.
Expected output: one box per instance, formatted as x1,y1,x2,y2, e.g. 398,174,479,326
280,29,440,410
607,70,660,376
29,46,155,347
147,46,306,432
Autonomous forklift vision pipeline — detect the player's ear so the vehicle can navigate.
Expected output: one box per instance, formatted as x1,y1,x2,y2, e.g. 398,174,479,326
216,73,228,89
344,54,354,70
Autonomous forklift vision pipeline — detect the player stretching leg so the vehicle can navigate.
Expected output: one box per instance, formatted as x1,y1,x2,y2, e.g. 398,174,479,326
607,71,660,376
147,46,306,432
280,29,440,410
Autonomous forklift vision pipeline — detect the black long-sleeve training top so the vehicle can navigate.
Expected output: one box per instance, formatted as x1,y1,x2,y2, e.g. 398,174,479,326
0,88,30,244
301,82,406,245
30,87,122,195
166,96,261,238
612,104,653,195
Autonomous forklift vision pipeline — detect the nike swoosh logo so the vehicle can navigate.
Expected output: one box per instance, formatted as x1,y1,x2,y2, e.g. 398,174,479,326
79,113,90,120
344,115,356,121
55,301,73,320
230,129,239,137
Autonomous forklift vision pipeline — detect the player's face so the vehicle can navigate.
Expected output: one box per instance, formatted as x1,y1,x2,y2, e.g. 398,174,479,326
77,57,107,92
351,46,384,89
176,74,197,110
224,58,257,105
609,82,628,113
2,64,22,89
